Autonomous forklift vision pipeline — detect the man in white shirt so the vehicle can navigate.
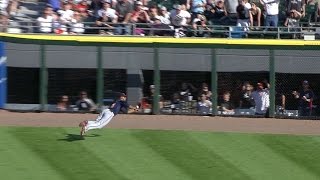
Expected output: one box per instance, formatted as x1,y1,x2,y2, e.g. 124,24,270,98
97,0,118,23
170,4,191,37
260,0,279,27
37,6,54,33
0,0,9,11
251,82,270,116
57,2,74,24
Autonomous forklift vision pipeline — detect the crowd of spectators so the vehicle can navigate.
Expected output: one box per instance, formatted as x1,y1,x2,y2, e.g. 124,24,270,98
0,0,317,36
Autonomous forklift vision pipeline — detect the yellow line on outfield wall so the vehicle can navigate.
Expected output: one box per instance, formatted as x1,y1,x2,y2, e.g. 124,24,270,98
1,33,320,46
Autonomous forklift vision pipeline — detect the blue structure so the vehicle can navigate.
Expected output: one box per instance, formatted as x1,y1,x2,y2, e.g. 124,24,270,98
0,42,7,108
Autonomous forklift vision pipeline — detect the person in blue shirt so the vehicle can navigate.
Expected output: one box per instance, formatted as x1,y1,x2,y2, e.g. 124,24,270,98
79,93,137,136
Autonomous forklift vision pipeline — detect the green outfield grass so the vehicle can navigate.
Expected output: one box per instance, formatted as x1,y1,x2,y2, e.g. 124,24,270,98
0,127,320,180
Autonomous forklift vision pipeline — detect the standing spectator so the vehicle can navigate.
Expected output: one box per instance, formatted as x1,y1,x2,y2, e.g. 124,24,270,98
0,11,9,32
76,91,97,112
115,0,134,35
48,0,61,11
260,0,280,28
292,80,314,116
170,4,191,37
219,91,235,114
250,2,262,27
191,0,206,19
56,95,71,111
37,6,54,33
88,0,103,17
192,14,211,37
286,0,305,17
6,0,19,16
205,0,227,25
284,9,302,35
236,0,252,31
70,11,85,34
197,93,212,115
130,1,150,35
179,82,197,101
224,0,239,25
251,82,270,116
239,82,255,109
143,85,164,109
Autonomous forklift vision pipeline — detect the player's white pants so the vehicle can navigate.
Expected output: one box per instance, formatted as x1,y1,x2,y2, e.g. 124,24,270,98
85,109,114,132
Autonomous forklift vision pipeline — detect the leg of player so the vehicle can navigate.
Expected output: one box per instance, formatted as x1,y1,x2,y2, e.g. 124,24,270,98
84,108,114,133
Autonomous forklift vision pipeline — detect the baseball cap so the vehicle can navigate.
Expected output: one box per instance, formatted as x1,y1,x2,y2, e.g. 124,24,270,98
257,83,263,87
303,80,309,85
160,6,167,11
120,93,127,97
150,85,155,89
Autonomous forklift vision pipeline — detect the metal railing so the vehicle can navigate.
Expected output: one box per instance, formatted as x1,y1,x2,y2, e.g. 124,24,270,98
2,20,320,39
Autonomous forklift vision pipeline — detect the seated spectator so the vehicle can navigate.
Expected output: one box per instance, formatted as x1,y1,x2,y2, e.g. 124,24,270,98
239,82,255,109
0,11,9,32
73,0,89,16
37,6,54,33
219,91,235,114
115,0,133,35
171,92,182,110
56,95,71,111
192,14,211,37
191,0,206,19
75,91,97,111
250,2,261,28
198,83,212,100
149,6,171,36
70,11,85,34
159,6,171,24
236,0,252,31
260,0,280,28
57,2,74,25
170,4,191,37
130,1,150,35
88,0,103,17
97,0,117,20
197,93,212,115
292,80,314,116
146,85,164,108
179,82,197,101
52,12,68,34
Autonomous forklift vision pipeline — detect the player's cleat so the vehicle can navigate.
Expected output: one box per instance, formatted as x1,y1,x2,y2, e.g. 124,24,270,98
80,125,86,136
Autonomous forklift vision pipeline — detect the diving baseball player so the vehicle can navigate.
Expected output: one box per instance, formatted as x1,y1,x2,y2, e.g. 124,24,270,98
79,93,137,136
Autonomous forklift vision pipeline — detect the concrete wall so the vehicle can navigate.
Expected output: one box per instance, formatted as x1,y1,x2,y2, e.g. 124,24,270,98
6,43,320,73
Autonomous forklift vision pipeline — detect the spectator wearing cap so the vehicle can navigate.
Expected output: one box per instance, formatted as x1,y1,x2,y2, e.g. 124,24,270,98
292,80,314,116
130,1,150,35
259,0,280,28
236,0,252,31
250,2,262,28
192,15,210,36
37,6,54,33
191,0,206,19
0,11,9,32
251,82,270,116
159,6,171,24
75,91,97,112
170,4,191,37
115,0,134,35
204,0,227,25
0,0,9,11
284,9,302,35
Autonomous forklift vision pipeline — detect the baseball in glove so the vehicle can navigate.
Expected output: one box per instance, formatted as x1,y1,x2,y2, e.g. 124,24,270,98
128,107,139,114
